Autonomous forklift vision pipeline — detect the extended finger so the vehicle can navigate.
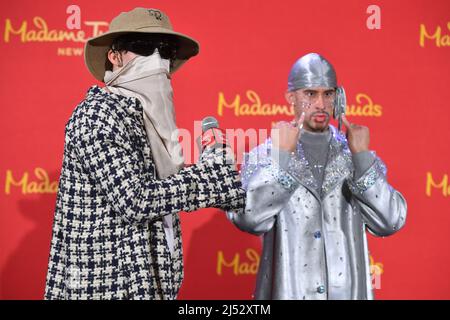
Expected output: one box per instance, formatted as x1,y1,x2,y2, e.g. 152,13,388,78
297,112,306,129
341,115,352,129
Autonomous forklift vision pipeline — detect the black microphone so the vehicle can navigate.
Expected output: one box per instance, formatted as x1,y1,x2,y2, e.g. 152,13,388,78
197,116,229,153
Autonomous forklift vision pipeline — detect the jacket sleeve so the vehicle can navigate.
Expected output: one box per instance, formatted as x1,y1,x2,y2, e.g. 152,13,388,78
71,110,245,225
347,153,407,237
227,143,299,235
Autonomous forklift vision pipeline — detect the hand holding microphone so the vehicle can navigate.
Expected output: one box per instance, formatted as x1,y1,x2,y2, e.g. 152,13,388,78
194,116,244,212
197,116,236,167
198,116,229,152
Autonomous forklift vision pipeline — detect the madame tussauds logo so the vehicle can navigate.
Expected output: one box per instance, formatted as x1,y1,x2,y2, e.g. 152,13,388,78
4,168,58,195
3,17,107,43
216,249,260,276
2,12,108,57
216,248,383,289
217,90,383,118
426,172,449,197
420,22,450,48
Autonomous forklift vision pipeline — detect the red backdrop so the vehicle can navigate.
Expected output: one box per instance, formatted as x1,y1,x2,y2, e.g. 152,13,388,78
1,0,449,300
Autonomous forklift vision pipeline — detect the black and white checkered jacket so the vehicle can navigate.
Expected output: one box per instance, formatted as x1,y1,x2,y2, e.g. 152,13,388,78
45,86,245,300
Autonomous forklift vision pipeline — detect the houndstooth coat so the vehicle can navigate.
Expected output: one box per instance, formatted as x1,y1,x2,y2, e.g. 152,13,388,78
45,86,245,300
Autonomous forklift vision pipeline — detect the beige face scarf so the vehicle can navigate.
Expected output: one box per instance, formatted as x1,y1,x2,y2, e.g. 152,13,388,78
104,51,185,180
104,51,183,255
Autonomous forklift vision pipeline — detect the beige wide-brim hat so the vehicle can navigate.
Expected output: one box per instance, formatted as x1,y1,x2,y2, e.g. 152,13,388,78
84,7,200,82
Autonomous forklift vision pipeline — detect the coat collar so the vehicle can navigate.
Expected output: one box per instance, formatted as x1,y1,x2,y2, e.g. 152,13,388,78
292,125,353,200
86,85,143,115
321,125,353,197
240,126,353,201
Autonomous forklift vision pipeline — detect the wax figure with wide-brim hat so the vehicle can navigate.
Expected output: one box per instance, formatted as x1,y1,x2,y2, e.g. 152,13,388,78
45,7,245,300
227,53,407,300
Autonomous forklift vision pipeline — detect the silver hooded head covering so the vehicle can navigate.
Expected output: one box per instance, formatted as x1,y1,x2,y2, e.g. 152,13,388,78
287,53,337,92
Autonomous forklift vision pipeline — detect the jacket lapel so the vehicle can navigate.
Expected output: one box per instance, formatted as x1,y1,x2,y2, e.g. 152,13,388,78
321,126,353,198
264,138,321,200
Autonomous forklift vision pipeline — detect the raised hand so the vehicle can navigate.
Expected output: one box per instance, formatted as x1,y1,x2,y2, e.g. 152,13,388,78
271,112,306,153
341,115,370,154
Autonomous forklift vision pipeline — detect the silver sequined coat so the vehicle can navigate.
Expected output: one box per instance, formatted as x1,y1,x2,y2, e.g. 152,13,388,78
227,126,407,300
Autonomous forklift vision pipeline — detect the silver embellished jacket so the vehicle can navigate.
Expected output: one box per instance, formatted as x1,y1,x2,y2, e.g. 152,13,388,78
227,126,407,300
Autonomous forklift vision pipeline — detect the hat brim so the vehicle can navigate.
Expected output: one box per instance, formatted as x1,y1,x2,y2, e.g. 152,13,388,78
84,27,200,82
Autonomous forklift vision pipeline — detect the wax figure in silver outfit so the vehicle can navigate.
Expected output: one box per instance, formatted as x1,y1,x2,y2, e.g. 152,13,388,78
227,53,407,300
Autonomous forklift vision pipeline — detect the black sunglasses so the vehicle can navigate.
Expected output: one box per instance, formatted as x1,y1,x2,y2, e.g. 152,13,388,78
111,34,178,61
